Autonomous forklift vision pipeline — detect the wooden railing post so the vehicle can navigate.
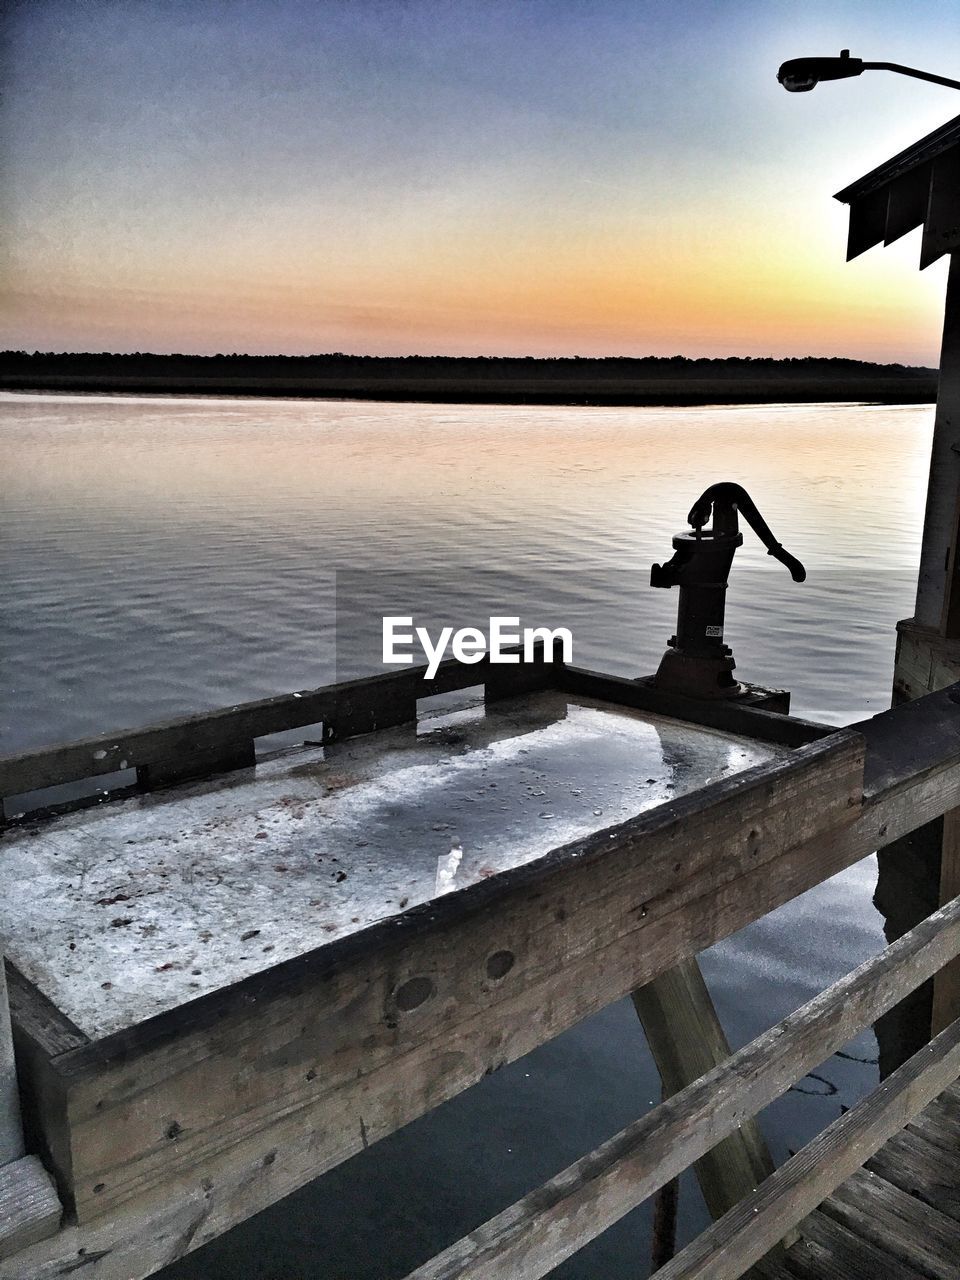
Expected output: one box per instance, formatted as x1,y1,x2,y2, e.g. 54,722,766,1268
0,959,24,1168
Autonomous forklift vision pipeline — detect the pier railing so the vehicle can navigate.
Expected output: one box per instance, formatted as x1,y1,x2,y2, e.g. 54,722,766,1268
402,895,960,1280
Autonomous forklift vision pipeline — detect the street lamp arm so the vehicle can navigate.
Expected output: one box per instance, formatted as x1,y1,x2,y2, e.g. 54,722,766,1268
861,62,960,92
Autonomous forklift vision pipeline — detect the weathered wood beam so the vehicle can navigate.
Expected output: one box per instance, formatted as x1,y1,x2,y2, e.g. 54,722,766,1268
821,1166,960,1278
651,1014,960,1280
0,657,815,822
3,965,87,1205
932,808,960,1033
891,618,960,704
0,1158,61,1263
0,961,23,1168
560,667,826,748
851,677,960,799
632,959,791,1245
914,252,960,630
0,644,561,807
397,896,960,1280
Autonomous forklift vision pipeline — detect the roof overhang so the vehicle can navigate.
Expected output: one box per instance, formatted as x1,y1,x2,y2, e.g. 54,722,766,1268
834,113,960,268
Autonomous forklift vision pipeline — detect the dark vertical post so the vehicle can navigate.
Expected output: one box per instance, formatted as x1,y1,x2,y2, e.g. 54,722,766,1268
914,253,960,631
877,253,960,1065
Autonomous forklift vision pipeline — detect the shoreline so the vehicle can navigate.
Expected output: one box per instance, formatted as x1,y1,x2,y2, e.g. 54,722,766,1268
0,374,938,406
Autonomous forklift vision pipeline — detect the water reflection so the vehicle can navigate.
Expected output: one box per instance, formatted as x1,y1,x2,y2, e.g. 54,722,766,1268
1,394,931,753
0,392,934,1278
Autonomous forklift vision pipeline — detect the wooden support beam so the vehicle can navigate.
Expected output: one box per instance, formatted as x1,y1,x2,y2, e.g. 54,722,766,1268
649,1102,679,1271
0,960,23,1168
560,667,825,749
914,252,960,631
0,1157,61,1263
932,807,960,1034
650,1014,960,1280
395,896,960,1280
632,959,790,1244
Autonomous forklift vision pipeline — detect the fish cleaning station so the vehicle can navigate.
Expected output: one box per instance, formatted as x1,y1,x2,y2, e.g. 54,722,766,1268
3,62,960,1280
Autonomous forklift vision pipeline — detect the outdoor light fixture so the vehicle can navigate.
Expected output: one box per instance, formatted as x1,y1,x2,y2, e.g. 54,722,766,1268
778,48,960,94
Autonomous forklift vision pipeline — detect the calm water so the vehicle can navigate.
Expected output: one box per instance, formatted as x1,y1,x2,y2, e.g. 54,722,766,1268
1,393,934,1276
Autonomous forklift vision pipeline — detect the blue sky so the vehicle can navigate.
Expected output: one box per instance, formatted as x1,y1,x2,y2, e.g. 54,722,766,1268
3,0,960,360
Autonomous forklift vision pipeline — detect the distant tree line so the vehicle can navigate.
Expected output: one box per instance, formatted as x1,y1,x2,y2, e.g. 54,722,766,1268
0,350,936,381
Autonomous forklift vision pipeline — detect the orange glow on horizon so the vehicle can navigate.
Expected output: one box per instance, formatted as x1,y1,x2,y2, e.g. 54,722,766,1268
3,1,958,365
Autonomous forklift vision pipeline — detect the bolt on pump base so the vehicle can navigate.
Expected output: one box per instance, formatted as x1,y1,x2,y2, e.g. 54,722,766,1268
650,483,806,700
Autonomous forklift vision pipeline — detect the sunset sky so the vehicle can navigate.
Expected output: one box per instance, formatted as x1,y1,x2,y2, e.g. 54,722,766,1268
3,0,959,363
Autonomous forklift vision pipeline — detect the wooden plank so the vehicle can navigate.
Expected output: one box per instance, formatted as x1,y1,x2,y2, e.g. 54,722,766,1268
136,739,256,790
0,961,23,1167
649,1015,960,1280
560,667,827,748
4,966,86,1207
823,1167,960,1277
0,1157,61,1262
893,619,938,702
632,959,787,1240
894,1121,960,1177
906,1100,960,1155
44,732,863,1221
0,645,559,802
3,966,87,1060
867,1126,960,1225
851,679,960,799
919,1083,960,1132
399,896,960,1280
933,808,960,1034
786,1211,929,1280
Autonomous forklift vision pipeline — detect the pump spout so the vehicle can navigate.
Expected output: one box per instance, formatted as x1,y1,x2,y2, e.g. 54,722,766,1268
687,483,806,581
650,483,805,699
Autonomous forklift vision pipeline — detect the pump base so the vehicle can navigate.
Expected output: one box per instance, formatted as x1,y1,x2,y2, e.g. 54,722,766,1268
651,648,742,700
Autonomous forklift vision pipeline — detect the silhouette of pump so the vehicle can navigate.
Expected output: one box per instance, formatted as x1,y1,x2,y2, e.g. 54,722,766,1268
650,483,805,699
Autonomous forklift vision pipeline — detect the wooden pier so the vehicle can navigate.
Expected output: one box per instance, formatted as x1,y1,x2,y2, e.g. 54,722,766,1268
0,648,959,1278
760,1080,960,1280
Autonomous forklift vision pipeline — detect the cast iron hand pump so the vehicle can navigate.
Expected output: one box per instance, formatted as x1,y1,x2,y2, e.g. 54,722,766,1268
650,483,805,699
